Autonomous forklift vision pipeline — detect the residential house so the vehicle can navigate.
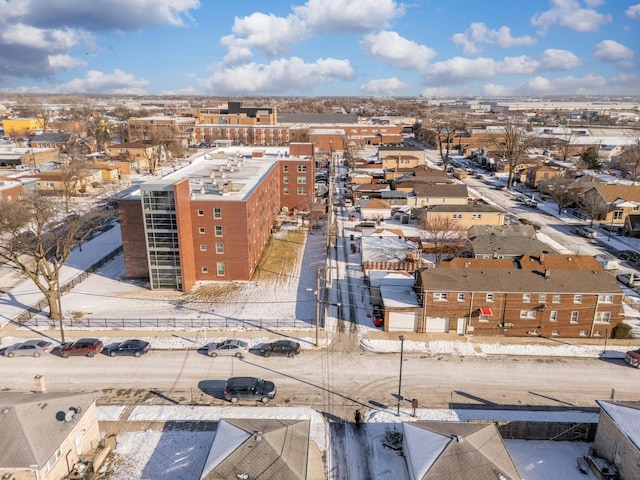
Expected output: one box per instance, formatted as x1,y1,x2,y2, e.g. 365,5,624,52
466,224,558,258
0,390,104,480
417,254,623,337
28,133,72,153
624,213,640,237
105,142,155,174
393,166,454,185
379,145,426,165
82,161,121,182
379,284,423,331
403,422,522,480
410,183,469,208
581,184,640,230
525,164,563,189
351,183,391,202
424,204,505,229
23,170,102,196
593,400,640,480
360,198,393,221
200,418,314,480
0,179,27,201
361,236,421,274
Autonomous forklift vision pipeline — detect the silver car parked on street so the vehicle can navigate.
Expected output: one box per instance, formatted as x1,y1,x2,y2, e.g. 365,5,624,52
4,339,54,358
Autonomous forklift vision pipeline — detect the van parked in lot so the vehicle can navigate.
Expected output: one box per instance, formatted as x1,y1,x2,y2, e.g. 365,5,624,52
575,226,598,239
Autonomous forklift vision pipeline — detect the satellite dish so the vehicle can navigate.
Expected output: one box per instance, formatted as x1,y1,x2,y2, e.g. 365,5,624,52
64,410,76,422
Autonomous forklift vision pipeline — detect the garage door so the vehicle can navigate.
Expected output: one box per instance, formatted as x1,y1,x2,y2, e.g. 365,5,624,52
425,316,450,333
388,312,418,332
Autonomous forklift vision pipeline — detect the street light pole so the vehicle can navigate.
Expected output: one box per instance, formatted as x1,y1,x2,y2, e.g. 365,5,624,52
397,335,405,416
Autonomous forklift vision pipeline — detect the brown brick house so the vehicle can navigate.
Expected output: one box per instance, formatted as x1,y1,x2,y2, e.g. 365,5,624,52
417,254,624,337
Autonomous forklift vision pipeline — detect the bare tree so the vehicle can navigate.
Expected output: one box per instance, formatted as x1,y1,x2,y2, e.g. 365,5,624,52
0,194,115,341
546,175,576,214
488,115,536,188
580,188,607,226
419,214,466,265
433,116,463,171
617,138,640,181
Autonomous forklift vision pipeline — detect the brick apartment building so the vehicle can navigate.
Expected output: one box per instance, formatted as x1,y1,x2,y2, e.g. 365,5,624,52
117,143,315,291
417,255,624,338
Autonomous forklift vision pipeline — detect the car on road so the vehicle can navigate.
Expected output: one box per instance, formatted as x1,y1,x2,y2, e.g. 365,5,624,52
259,340,301,358
108,339,150,357
60,338,104,358
625,349,640,368
207,339,248,357
373,307,384,328
574,226,598,239
4,339,54,358
616,273,640,289
354,221,376,232
223,376,277,403
616,250,640,262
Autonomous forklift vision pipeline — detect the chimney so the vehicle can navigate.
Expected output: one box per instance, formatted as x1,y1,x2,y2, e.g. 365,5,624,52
544,269,550,279
34,375,46,393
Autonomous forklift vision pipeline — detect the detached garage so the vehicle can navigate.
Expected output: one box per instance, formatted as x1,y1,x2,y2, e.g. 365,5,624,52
380,285,422,332
425,316,450,333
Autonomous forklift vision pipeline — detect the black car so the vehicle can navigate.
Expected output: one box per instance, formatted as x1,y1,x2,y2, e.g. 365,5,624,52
617,250,640,261
223,376,277,403
108,339,151,357
259,340,301,358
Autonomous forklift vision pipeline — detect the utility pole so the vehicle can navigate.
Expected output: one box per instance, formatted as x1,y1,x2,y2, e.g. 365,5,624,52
315,266,324,347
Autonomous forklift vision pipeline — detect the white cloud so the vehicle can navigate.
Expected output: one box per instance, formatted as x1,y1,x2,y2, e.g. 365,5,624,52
483,73,611,96
360,77,409,95
48,54,87,70
361,31,435,71
594,40,634,61
425,57,498,85
221,0,403,59
626,4,640,19
499,56,539,75
451,22,537,55
539,49,582,70
420,86,457,97
222,46,254,66
198,57,355,95
531,0,611,34
54,69,149,94
1,24,83,50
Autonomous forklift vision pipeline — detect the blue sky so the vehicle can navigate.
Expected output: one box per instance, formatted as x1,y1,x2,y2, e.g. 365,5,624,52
0,0,638,97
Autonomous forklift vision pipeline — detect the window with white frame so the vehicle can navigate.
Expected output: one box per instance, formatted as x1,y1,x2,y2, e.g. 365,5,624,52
214,208,222,219
486,293,494,302
283,176,289,184
595,312,611,323
552,329,560,335
297,187,307,195
520,310,537,319
579,330,588,336
598,294,613,303
197,209,204,216
284,187,289,195
528,329,539,335
216,242,224,254
297,165,307,173
297,176,307,184
457,293,465,301
472,213,482,220
574,294,582,303
200,244,207,251
452,213,462,219
570,311,579,323
215,225,223,237
539,294,547,302
198,227,205,234
522,294,531,303
283,165,289,172
433,292,448,301
201,266,208,273
550,311,558,322
216,262,225,276
552,294,561,303
594,330,602,336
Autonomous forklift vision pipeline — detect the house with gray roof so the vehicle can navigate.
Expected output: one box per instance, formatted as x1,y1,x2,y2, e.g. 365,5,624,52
403,422,521,480
0,390,102,480
467,224,557,258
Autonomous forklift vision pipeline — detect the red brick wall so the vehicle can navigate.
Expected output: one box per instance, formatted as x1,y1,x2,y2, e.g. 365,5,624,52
118,198,149,280
174,179,196,291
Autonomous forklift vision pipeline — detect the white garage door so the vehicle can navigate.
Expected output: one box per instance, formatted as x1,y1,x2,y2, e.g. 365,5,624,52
388,312,418,331
425,316,450,333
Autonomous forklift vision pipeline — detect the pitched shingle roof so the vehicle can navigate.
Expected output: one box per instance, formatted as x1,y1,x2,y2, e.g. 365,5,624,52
413,183,468,198
0,391,98,468
588,184,640,203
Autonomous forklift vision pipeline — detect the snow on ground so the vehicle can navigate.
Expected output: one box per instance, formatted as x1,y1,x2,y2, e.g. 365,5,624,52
101,405,600,480
97,405,126,422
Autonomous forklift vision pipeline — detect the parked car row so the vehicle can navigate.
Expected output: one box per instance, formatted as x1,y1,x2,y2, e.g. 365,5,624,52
1,338,151,358
207,339,301,358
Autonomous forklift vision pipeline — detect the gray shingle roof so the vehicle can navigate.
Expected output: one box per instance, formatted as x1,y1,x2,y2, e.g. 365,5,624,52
0,391,98,468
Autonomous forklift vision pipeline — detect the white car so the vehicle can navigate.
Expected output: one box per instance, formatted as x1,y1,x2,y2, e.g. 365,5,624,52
207,339,249,357
4,339,54,358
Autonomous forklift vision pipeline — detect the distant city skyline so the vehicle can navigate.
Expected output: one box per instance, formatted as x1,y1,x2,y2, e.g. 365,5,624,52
0,0,638,97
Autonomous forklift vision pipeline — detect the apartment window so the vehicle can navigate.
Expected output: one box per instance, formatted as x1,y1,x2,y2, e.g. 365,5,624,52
198,227,205,234
552,330,560,336
472,213,482,220
595,312,611,323
538,294,547,303
297,187,307,195
520,310,537,319
598,294,613,303
216,262,225,276
570,311,579,323
45,182,54,188
297,165,307,173
215,225,223,237
486,293,494,302
197,209,204,216
549,311,558,322
457,293,465,302
433,292,448,301
216,242,224,254
452,213,462,219
297,176,307,184
214,208,222,219
200,244,207,251
552,294,561,303
284,187,289,195
283,165,289,173
579,330,588,336
528,329,539,335
201,267,208,273
283,176,289,184
522,294,531,303
573,294,582,303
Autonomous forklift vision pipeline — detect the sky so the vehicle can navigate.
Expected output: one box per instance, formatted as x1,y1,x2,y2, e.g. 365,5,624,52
0,0,639,97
